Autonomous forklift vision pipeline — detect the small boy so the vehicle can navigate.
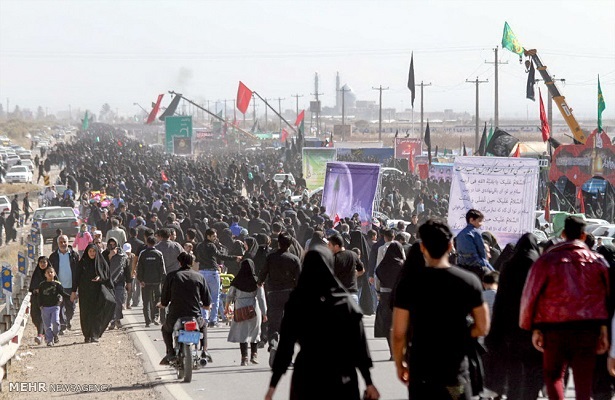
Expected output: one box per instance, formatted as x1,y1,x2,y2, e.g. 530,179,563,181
455,209,494,278
38,267,66,346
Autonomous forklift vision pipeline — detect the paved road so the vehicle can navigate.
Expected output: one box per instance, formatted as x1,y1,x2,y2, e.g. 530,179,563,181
123,306,408,400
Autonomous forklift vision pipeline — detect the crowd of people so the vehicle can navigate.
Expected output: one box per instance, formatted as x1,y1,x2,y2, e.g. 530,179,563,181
23,123,615,400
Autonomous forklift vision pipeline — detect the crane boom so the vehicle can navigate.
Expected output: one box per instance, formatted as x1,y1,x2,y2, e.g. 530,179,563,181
524,49,586,144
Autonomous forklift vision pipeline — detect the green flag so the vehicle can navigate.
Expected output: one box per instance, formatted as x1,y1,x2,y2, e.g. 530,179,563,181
81,110,89,131
502,22,524,55
598,75,606,132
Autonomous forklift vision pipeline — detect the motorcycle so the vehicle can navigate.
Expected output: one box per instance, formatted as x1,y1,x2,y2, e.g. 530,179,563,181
171,317,207,382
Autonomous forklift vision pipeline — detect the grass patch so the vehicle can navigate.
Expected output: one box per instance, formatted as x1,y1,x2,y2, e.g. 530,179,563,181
0,183,42,196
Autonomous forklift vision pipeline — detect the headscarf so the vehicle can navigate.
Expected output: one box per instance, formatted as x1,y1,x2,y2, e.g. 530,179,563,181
80,243,112,289
220,228,234,250
230,259,258,292
376,241,405,289
294,245,345,299
488,232,540,340
243,237,258,260
349,230,369,267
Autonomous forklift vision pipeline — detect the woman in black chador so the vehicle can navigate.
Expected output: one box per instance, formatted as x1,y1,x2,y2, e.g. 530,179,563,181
374,241,405,358
71,243,116,343
264,245,380,400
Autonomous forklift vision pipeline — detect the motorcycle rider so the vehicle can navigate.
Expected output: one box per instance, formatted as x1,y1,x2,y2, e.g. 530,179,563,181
159,252,213,365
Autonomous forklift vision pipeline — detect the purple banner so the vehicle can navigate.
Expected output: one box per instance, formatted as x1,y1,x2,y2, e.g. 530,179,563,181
321,162,381,222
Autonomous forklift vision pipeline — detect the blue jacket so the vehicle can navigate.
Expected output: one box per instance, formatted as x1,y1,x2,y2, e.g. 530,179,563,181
455,224,492,269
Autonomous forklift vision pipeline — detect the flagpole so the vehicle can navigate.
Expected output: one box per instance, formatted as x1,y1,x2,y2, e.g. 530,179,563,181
170,91,257,139
252,92,298,134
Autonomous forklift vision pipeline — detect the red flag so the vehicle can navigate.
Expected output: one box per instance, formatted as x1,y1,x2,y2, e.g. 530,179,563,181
513,144,521,157
294,110,305,126
577,189,585,214
280,128,289,143
236,81,252,114
333,213,341,227
539,88,550,142
544,188,551,222
408,147,415,174
146,94,164,124
161,170,168,182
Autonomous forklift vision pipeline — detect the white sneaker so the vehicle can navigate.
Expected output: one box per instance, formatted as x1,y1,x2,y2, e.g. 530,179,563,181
34,335,43,345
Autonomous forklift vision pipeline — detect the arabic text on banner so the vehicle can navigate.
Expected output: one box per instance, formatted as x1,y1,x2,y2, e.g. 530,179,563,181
447,156,539,246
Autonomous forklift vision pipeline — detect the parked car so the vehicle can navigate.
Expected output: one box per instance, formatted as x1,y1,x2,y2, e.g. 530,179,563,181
21,159,35,172
273,173,296,188
590,225,615,239
0,195,10,214
32,206,80,242
381,167,405,177
5,165,33,183
5,154,21,168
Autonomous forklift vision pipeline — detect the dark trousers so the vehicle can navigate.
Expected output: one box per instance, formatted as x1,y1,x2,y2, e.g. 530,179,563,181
161,315,206,356
59,290,74,329
484,333,543,399
266,289,292,341
141,283,161,324
30,296,45,335
409,370,473,400
543,328,601,400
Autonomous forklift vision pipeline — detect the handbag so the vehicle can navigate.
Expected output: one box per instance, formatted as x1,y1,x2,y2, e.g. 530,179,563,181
234,305,256,322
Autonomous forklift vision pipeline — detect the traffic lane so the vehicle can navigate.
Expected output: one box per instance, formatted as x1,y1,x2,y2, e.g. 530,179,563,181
124,306,408,399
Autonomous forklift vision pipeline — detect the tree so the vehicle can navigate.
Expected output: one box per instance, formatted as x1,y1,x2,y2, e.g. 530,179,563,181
36,106,45,120
0,103,4,119
100,103,114,122
12,105,22,119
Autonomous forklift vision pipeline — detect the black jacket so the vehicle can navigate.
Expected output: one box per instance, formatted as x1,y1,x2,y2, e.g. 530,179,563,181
195,239,236,270
136,247,166,284
48,247,80,292
161,267,211,319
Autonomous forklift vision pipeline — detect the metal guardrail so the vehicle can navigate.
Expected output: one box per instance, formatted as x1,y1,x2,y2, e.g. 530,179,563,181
0,293,31,383
0,221,42,388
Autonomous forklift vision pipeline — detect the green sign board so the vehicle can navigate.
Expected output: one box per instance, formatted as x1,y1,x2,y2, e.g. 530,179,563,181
165,116,192,153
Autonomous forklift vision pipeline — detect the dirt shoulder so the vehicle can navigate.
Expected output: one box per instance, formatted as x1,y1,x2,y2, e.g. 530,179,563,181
2,304,163,400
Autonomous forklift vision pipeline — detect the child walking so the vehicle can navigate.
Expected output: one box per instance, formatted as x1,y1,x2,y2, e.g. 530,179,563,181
38,267,66,346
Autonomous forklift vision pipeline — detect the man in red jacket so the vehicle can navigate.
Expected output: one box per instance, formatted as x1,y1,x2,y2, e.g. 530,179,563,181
520,216,610,400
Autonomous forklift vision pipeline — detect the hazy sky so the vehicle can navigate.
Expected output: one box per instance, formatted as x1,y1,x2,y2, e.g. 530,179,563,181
1,0,614,122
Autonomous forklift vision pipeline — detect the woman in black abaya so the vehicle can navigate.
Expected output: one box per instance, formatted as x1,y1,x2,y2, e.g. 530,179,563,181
71,243,116,343
350,229,375,315
374,241,405,358
264,246,380,400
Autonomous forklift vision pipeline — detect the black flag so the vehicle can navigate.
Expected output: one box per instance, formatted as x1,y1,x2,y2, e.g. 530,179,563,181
463,142,467,156
405,129,410,138
435,145,439,157
526,60,535,101
395,129,399,138
408,52,415,108
158,93,182,121
425,121,431,165
477,123,487,156
486,129,520,157
548,136,561,149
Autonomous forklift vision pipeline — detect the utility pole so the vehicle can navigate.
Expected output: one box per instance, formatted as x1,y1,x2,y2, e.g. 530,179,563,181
466,77,489,150
418,81,432,142
372,85,389,141
337,86,350,140
275,97,285,132
291,94,303,120
252,94,257,127
311,72,324,135
263,98,272,131
485,46,508,128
